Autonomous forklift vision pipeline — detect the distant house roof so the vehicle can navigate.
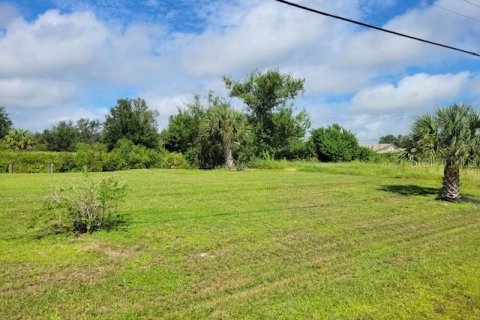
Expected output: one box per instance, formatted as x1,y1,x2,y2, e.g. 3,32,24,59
361,143,404,153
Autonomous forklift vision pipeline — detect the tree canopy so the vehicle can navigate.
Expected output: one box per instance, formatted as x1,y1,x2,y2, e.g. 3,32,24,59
378,134,409,148
224,69,307,158
162,94,247,169
76,118,102,145
42,121,78,152
0,107,13,139
103,98,159,150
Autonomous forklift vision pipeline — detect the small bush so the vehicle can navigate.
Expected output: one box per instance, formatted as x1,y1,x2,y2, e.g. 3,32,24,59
43,176,128,233
154,152,189,169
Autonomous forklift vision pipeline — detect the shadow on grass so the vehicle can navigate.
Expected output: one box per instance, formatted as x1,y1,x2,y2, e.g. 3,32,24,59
459,197,480,206
25,213,132,240
379,185,440,197
379,184,480,206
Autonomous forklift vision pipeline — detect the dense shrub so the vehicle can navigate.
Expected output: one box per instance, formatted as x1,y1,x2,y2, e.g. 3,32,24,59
103,139,158,171
0,152,66,173
75,143,108,172
309,124,360,162
153,152,189,169
43,176,127,233
57,153,77,172
0,141,188,173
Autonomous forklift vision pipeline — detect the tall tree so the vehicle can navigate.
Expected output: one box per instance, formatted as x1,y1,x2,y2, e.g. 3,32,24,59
103,98,159,150
76,118,102,144
0,106,13,139
42,121,78,151
202,95,247,170
409,104,480,201
162,96,206,154
271,106,311,159
224,69,306,157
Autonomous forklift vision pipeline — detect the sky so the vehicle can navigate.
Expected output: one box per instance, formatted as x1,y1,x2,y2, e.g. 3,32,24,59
0,0,479,142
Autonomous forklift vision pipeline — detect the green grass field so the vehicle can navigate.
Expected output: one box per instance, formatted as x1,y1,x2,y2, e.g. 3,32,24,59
1,163,480,319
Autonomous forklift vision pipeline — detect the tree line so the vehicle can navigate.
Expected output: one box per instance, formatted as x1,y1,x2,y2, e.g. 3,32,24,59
161,69,371,169
0,97,159,152
0,69,370,168
2,69,480,201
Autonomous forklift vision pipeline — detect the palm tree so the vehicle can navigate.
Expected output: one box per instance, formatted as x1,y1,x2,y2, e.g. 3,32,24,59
202,96,247,170
410,104,480,201
4,128,35,151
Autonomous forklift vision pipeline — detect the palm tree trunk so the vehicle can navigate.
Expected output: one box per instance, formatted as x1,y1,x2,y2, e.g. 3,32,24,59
223,138,236,170
441,158,460,201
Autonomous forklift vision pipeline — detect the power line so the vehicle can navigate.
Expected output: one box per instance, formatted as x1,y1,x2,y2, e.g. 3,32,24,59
460,0,480,10
433,3,480,24
273,0,480,57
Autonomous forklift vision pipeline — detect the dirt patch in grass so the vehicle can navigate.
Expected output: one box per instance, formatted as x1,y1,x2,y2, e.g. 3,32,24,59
1,263,115,294
1,241,142,295
80,241,143,260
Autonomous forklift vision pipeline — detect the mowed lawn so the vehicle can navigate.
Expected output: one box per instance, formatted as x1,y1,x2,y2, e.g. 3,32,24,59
1,164,480,319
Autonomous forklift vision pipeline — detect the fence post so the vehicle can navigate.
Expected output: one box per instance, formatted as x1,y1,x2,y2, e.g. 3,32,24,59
47,164,54,173
8,163,13,173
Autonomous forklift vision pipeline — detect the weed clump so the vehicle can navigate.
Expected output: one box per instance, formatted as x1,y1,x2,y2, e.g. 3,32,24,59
43,176,127,233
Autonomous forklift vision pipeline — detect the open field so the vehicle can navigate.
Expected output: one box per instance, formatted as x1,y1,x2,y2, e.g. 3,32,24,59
1,163,480,319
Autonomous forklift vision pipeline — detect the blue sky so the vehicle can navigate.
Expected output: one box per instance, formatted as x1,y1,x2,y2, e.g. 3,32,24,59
1,0,479,142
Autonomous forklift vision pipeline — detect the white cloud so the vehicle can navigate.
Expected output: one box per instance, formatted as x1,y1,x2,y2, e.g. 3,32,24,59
349,72,471,112
342,113,415,143
335,0,480,71
0,78,76,108
0,10,107,78
142,93,193,128
0,0,479,141
182,0,360,76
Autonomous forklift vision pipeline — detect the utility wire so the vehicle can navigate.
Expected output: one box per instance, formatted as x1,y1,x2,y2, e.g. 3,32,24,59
433,3,480,24
460,0,480,10
273,0,480,57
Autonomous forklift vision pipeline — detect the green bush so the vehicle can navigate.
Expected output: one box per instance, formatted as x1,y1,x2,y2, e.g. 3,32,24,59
43,176,128,233
357,146,375,162
75,143,108,172
153,152,189,169
103,139,157,171
0,151,68,173
309,124,360,162
0,141,189,173
57,153,77,172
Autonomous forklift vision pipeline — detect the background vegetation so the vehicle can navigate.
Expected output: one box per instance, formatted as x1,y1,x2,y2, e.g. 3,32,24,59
2,70,480,202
